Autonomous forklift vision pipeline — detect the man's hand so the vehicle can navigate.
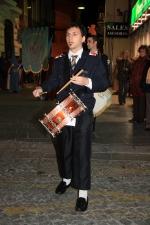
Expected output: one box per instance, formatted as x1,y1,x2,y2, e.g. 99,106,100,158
32,87,43,97
70,76,89,86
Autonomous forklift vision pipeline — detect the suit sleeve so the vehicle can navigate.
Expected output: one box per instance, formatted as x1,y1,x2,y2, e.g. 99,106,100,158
87,56,109,93
40,59,60,93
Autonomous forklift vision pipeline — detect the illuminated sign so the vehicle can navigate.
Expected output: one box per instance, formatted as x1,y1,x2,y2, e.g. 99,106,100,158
131,0,150,25
106,23,129,38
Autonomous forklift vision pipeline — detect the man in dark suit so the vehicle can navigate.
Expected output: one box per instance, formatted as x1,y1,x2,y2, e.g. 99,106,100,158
33,22,108,212
117,50,132,105
87,35,109,79
87,35,109,135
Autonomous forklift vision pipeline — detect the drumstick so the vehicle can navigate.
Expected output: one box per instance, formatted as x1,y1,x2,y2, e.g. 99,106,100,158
56,69,83,94
39,91,47,96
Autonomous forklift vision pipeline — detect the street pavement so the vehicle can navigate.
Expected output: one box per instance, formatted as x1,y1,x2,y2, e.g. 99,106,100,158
0,84,150,225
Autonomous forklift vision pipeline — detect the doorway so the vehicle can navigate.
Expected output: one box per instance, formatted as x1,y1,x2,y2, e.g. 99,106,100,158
4,19,13,60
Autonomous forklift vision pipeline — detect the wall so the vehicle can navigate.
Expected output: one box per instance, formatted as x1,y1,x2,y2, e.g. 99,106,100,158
0,0,22,55
52,10,70,56
105,0,131,84
130,19,150,58
129,0,150,58
51,0,78,57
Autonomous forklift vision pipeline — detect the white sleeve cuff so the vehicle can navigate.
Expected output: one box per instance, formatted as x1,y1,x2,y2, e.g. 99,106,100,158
85,78,92,89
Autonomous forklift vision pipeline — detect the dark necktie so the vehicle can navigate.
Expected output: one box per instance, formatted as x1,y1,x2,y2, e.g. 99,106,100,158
71,55,78,70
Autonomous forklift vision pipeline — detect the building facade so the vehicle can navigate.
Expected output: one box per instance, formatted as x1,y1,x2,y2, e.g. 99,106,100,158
129,0,150,58
93,0,150,84
52,0,78,56
0,0,22,59
0,0,55,59
104,0,131,83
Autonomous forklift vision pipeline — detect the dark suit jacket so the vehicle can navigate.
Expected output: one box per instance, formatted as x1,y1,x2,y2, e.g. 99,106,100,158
141,60,150,93
40,50,109,113
101,54,109,77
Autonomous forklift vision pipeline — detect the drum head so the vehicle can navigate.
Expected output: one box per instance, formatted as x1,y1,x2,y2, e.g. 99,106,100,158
93,89,112,117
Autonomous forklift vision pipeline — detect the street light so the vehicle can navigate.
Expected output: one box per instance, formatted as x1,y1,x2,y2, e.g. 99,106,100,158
78,0,85,9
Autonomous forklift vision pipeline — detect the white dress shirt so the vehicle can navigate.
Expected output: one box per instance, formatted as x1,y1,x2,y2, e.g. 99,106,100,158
66,48,92,126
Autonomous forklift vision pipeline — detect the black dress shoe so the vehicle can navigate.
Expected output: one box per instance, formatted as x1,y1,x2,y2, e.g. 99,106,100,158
128,118,137,123
75,197,88,212
55,181,71,195
144,128,150,131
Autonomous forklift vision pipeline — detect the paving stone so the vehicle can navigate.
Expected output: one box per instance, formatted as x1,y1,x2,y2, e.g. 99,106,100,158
1,85,150,224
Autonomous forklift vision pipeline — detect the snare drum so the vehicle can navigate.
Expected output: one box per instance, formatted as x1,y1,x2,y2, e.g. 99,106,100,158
40,92,87,137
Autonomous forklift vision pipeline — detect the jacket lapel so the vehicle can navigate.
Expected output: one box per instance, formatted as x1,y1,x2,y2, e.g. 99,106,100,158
73,50,88,75
63,54,71,84
63,50,89,92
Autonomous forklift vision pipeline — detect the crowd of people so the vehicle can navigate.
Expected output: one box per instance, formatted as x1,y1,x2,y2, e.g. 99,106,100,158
0,51,56,99
1,41,150,133
112,45,150,131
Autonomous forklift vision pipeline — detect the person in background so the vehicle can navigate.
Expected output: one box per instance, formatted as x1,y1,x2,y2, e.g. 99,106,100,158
33,22,108,212
99,49,109,80
86,35,108,136
8,56,20,93
129,45,149,123
0,52,8,88
112,57,120,95
86,35,98,53
16,56,23,88
141,59,150,131
117,50,132,105
46,56,56,100
87,35,109,78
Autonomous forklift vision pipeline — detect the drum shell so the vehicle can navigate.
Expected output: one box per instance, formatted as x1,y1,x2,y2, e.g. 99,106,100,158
40,93,87,137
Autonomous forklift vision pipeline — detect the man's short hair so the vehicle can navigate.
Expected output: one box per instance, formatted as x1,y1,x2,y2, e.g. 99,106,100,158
66,22,87,37
87,35,98,43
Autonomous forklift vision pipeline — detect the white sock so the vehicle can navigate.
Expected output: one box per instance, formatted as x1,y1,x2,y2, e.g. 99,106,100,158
63,178,71,186
79,190,88,201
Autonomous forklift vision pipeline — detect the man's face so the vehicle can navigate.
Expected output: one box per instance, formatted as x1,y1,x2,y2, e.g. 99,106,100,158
66,27,85,53
87,37,96,51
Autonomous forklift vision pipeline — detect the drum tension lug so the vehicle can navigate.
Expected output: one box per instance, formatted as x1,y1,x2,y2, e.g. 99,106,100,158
44,113,49,119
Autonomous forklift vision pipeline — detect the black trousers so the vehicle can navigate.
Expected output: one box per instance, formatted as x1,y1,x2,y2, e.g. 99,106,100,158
118,79,128,104
133,96,146,122
146,93,150,128
57,113,94,190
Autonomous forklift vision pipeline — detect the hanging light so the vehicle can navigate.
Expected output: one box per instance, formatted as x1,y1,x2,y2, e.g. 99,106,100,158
78,0,85,10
